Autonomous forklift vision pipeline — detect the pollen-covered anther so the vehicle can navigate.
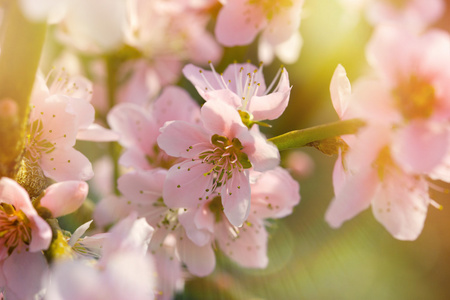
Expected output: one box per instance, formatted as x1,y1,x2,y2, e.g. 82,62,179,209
0,203,32,256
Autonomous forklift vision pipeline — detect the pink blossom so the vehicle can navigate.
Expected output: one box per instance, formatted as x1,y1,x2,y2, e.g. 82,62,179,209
183,62,291,123
26,71,112,181
46,213,156,300
285,150,314,178
158,100,279,226
327,60,447,240
325,125,433,240
215,0,304,63
0,177,51,260
366,0,445,32
108,86,202,170
179,167,300,270
0,178,88,299
118,169,215,277
362,25,450,174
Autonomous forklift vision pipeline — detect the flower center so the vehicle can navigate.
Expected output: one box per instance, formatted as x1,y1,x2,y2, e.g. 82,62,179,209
247,0,293,20
393,75,436,120
0,203,32,257
199,134,252,191
26,119,56,163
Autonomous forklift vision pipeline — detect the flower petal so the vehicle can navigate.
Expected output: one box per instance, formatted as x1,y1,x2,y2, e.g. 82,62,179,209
392,120,449,174
372,173,429,241
217,216,268,268
41,147,93,181
177,229,215,277
2,252,48,300
250,167,300,219
240,126,280,172
157,121,211,158
40,181,88,218
325,167,378,228
221,169,251,227
201,100,246,138
215,0,265,46
162,161,214,209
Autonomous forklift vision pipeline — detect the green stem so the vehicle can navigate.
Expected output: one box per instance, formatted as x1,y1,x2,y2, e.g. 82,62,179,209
105,55,121,195
268,118,365,152
0,1,46,178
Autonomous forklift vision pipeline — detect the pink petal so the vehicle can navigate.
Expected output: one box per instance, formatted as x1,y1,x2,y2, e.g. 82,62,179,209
118,169,165,206
33,95,78,148
93,195,134,229
28,214,52,252
250,167,300,219
248,87,291,121
101,213,154,260
157,121,211,158
76,124,119,142
177,229,215,277
221,169,251,227
325,167,378,228
0,177,32,211
0,178,52,252
222,63,266,96
194,201,215,234
201,100,246,138
330,64,351,119
40,181,88,218
273,31,303,64
351,79,400,124
372,173,429,240
205,89,242,108
66,97,95,130
153,86,202,127
162,161,214,209
2,252,48,300
392,120,449,174
241,126,280,172
178,209,211,247
261,0,303,45
216,216,268,268
182,64,221,99
215,0,266,46
40,147,93,181
119,148,151,170
107,103,157,152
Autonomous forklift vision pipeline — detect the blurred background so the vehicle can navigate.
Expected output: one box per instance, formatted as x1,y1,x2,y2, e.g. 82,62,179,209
172,0,450,299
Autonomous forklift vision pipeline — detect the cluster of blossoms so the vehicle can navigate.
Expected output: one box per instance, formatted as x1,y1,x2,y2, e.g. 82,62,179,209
1,0,450,299
326,0,450,240
0,1,305,299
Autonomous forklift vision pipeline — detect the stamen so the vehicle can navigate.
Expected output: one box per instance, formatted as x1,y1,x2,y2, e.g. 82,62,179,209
209,61,227,90
264,66,283,95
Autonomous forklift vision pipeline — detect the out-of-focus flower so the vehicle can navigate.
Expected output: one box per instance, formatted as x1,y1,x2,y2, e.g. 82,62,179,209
108,86,202,170
361,25,450,174
158,100,279,227
338,0,445,32
46,213,156,300
0,177,51,261
325,29,450,239
215,0,304,63
183,62,291,125
285,150,314,178
26,71,116,182
0,178,88,299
